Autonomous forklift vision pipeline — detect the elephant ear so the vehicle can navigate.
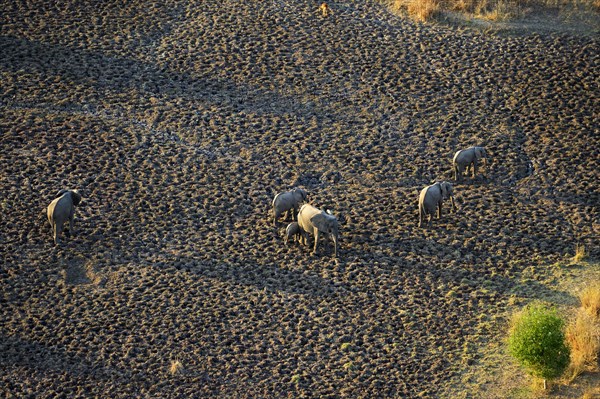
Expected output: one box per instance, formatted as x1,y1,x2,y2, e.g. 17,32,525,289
71,190,82,206
438,182,448,198
475,148,483,160
443,182,453,196
311,213,336,233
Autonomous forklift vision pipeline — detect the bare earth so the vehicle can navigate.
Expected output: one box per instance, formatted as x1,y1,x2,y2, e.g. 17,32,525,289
0,0,598,397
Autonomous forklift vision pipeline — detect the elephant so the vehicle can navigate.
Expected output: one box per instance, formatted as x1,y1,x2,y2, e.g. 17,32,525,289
284,222,303,245
272,188,308,226
453,146,487,181
47,189,82,245
418,181,457,227
297,204,339,257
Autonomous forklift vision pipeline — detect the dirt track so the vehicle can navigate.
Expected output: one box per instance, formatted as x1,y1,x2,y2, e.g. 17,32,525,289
1,0,598,397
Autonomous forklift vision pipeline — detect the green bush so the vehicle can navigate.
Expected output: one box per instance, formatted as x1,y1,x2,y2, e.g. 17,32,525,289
507,302,570,382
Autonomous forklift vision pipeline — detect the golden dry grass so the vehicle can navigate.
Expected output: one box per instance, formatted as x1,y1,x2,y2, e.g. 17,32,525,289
390,0,600,21
169,359,184,376
408,0,441,21
579,283,600,319
565,308,600,381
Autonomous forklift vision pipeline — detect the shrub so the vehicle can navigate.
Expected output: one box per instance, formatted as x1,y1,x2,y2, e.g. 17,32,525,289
507,302,570,386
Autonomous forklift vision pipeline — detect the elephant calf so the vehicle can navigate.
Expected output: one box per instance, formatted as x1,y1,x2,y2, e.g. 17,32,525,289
47,189,82,245
284,222,303,245
453,146,487,181
272,188,308,226
418,181,457,228
297,204,339,257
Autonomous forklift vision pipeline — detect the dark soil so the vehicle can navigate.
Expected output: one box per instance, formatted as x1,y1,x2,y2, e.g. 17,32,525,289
1,0,598,397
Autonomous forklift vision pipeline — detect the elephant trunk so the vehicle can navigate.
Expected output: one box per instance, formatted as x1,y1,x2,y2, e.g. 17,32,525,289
332,233,339,258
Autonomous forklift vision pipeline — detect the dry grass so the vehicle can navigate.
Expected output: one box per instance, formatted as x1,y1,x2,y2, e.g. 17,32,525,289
582,387,600,399
389,0,600,21
564,308,600,381
579,283,600,320
408,0,441,21
169,359,184,376
574,244,588,263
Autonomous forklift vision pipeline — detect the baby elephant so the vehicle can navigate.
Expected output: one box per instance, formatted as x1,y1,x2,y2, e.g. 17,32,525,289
418,181,457,228
272,188,308,226
453,146,487,181
47,189,82,245
284,222,303,245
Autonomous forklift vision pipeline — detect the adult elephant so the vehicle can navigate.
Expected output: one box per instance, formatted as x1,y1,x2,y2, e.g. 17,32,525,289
297,204,339,258
453,146,487,181
418,181,457,228
47,189,82,244
272,188,308,226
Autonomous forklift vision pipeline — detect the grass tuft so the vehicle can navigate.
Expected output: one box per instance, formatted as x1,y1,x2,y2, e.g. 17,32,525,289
169,359,184,376
573,244,588,263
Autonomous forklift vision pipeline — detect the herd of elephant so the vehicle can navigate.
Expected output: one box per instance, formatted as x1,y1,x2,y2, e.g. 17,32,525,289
272,146,487,257
47,146,488,258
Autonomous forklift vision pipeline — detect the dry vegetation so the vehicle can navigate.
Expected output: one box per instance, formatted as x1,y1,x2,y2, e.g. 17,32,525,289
562,280,600,391
169,359,184,376
389,0,600,21
1,0,598,397
565,308,599,381
579,282,600,320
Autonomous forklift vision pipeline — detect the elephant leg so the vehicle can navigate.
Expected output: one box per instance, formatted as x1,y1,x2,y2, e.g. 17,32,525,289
313,230,320,255
472,161,478,178
54,221,62,244
69,212,75,236
437,201,442,219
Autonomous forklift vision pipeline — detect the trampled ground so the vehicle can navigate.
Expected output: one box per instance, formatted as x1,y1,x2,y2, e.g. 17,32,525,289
1,0,598,397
